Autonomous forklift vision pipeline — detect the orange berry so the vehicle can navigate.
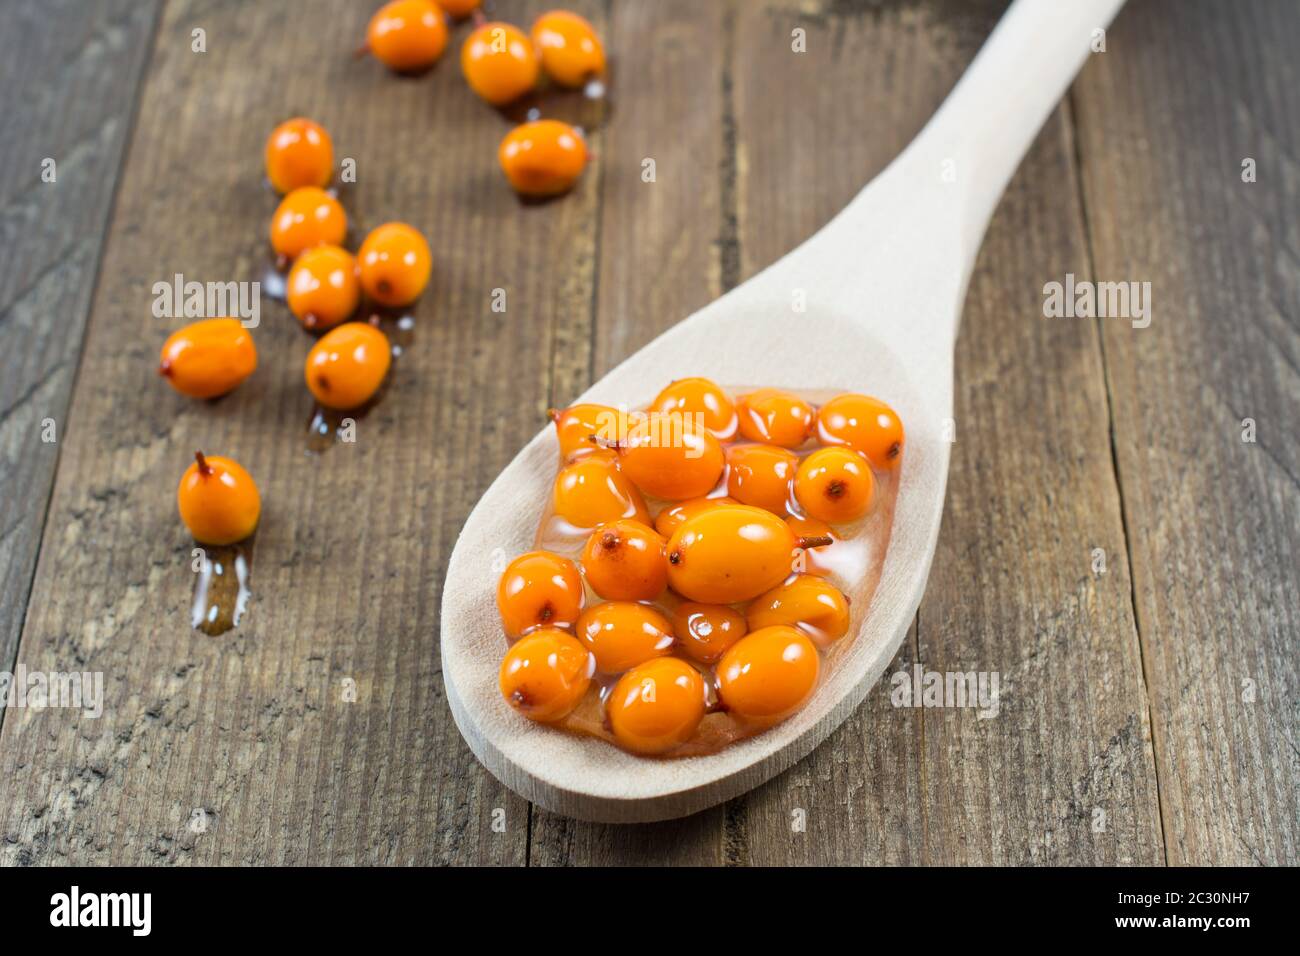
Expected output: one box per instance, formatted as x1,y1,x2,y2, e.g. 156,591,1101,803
304,322,392,410
552,456,650,529
580,519,667,601
357,222,432,307
651,377,737,441
746,575,850,648
499,120,588,197
265,118,334,194
497,550,584,637
610,412,725,501
717,625,819,721
461,22,539,105
794,447,875,524
549,403,626,461
531,10,605,88
499,628,593,723
652,495,737,538
576,601,674,674
177,452,261,546
159,318,256,399
672,602,746,665
816,393,905,469
440,0,481,18
736,388,814,448
269,186,346,261
364,0,448,73
725,443,797,514
665,504,831,604
287,244,360,330
607,657,706,755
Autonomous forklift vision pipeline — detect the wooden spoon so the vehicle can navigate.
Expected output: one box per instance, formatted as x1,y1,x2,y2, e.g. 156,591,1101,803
441,0,1127,822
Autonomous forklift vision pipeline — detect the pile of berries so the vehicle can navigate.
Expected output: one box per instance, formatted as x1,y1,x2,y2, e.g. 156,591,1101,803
360,1,604,197
496,379,905,756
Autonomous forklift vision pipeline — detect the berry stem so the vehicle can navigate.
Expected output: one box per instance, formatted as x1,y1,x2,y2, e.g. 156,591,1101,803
195,451,213,477
798,535,834,550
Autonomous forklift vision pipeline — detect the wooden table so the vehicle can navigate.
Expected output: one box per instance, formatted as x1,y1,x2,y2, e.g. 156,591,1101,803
1,0,1295,866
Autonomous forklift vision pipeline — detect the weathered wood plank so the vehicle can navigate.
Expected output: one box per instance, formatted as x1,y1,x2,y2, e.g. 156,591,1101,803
0,0,607,864
1072,0,1300,865
0,0,160,687
527,0,732,866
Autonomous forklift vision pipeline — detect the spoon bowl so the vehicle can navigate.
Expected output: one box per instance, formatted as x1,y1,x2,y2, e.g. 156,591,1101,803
441,0,1125,822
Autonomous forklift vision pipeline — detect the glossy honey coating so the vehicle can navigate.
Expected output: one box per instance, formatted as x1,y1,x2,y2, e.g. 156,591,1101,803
265,118,334,194
499,120,588,197
652,495,737,538
177,452,261,546
461,22,539,105
576,601,674,674
159,318,256,399
269,187,346,261
499,628,593,723
665,504,831,604
672,602,746,665
358,222,432,307
364,0,448,73
794,446,875,524
725,443,797,515
736,387,814,448
580,519,667,601
716,625,820,721
287,244,360,330
746,574,850,648
549,403,626,460
530,10,606,88
552,455,650,529
497,550,584,637
816,393,905,470
606,657,706,755
611,412,725,501
304,321,392,410
651,377,737,441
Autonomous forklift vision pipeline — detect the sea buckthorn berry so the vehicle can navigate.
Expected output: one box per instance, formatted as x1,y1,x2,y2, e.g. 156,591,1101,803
580,519,667,601
672,602,746,665
499,120,588,198
608,412,725,501
265,118,334,194
665,504,832,604
549,403,626,460
794,447,875,524
461,22,539,106
287,244,360,330
653,495,737,538
651,377,737,441
440,0,481,18
736,388,814,448
717,625,819,721
177,452,261,546
576,601,674,674
499,629,593,723
531,10,605,88
358,222,432,307
607,658,706,755
746,575,850,648
497,550,584,637
363,0,448,73
159,318,257,399
725,444,797,514
816,393,905,469
304,322,392,410
553,455,650,529
269,187,346,261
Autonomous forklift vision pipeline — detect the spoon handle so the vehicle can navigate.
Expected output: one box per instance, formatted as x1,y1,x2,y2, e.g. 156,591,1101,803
905,0,1129,254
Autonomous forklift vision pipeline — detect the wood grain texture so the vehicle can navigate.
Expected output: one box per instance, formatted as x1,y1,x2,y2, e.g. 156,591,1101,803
1072,0,1300,865
0,0,160,683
